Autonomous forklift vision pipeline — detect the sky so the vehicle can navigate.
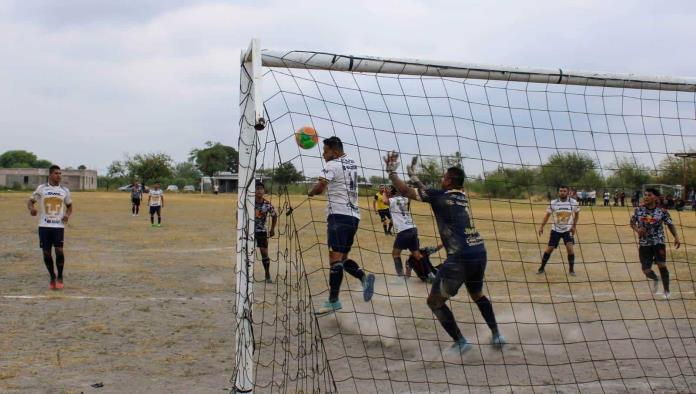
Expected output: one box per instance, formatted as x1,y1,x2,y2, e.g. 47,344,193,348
2,0,696,175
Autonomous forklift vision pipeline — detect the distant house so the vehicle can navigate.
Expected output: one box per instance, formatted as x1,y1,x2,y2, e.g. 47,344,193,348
0,168,98,190
211,171,269,193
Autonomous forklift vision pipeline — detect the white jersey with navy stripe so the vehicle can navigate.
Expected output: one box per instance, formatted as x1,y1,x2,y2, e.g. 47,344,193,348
388,196,415,233
319,155,360,219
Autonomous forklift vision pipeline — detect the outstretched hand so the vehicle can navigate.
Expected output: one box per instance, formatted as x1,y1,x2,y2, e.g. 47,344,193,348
406,156,420,183
384,151,399,173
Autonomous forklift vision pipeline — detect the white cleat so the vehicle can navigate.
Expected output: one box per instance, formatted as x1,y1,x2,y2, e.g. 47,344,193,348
449,337,472,355
653,278,661,295
491,333,507,348
664,291,671,300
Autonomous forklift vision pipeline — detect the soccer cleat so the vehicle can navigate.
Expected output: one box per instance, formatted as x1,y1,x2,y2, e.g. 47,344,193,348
536,267,545,275
664,291,671,300
405,265,412,278
491,333,507,347
55,279,64,290
49,280,56,290
151,223,156,228
314,300,342,316
653,278,661,294
449,337,472,355
426,272,436,283
569,270,576,276
156,223,162,227
362,273,375,302
265,277,273,284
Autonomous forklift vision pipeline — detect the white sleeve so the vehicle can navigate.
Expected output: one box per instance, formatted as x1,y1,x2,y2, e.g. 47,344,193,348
319,161,336,182
30,185,42,202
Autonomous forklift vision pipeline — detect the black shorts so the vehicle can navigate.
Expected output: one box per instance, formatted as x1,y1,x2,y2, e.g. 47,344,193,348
548,230,574,248
393,228,420,252
431,252,487,297
378,209,392,222
38,227,64,250
327,214,359,254
131,197,141,206
149,206,161,215
255,232,268,249
639,244,667,270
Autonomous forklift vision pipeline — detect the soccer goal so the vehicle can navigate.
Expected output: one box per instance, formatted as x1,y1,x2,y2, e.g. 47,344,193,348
232,39,696,393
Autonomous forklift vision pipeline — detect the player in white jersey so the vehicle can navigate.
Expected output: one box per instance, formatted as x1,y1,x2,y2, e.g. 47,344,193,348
382,185,428,279
148,181,164,227
537,185,580,275
308,136,375,316
27,165,73,290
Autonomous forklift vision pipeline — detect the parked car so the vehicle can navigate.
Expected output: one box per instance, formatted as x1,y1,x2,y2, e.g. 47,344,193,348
183,185,195,193
118,184,133,192
166,185,179,192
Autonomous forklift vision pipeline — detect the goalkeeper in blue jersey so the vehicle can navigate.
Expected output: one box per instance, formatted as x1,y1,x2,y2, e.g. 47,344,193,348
384,152,505,354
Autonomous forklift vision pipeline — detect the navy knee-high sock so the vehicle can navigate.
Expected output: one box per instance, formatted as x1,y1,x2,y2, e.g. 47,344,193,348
329,263,344,302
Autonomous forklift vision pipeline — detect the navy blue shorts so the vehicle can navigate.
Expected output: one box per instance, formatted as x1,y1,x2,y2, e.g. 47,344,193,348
327,214,359,254
149,206,161,215
639,244,666,270
393,228,420,252
431,252,487,297
255,232,269,249
38,227,64,250
548,230,574,248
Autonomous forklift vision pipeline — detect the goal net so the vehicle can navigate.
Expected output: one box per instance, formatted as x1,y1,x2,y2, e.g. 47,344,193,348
232,40,696,393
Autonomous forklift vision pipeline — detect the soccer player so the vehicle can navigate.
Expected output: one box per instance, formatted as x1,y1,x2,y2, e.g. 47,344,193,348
537,185,580,275
148,181,164,227
27,165,73,290
255,182,277,283
382,185,422,277
131,181,143,216
308,136,375,316
373,185,393,235
384,152,505,353
630,188,680,299
406,244,443,283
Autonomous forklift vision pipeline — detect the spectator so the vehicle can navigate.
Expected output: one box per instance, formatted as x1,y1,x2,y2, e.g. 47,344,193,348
589,190,597,206
619,191,626,207
603,190,610,206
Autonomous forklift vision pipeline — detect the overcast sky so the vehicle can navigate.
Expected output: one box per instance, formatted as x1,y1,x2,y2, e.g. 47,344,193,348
2,0,696,174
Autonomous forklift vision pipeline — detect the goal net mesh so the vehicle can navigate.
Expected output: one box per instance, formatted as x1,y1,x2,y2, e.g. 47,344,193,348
233,50,696,393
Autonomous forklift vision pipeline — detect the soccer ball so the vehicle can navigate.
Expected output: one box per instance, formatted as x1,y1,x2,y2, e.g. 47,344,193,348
295,126,319,149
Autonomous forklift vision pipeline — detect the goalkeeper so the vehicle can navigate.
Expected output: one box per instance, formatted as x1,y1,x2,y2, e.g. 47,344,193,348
384,152,505,354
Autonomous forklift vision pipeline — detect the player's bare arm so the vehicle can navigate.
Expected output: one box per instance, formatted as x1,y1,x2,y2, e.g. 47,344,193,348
307,179,327,197
270,214,277,237
62,203,73,224
571,212,579,235
667,223,681,249
27,198,37,216
538,212,550,235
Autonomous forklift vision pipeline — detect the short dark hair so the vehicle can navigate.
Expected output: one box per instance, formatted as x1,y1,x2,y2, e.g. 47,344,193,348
49,165,61,174
645,187,661,197
558,185,568,191
388,185,397,195
154,181,160,185
323,136,343,152
255,181,265,189
446,167,465,188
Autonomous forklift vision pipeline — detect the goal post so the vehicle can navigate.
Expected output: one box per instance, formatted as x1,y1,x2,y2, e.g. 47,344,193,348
233,39,696,393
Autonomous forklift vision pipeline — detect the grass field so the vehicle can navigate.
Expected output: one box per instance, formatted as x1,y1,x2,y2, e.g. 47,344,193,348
2,191,696,393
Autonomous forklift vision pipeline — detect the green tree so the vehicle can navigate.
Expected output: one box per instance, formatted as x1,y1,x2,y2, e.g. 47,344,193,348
657,156,696,191
272,162,304,185
369,175,388,187
190,141,239,176
102,160,127,191
78,164,87,170
417,157,443,187
0,150,40,168
443,151,463,169
540,152,600,189
174,162,202,180
127,153,173,184
34,159,52,168
606,159,652,190
482,166,537,198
